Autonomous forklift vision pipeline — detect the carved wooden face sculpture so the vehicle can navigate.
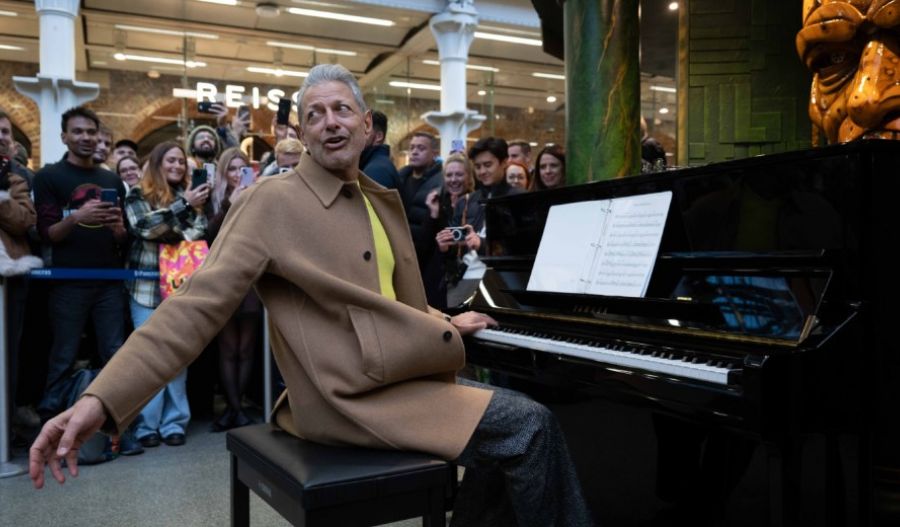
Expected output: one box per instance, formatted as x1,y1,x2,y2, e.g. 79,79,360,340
797,0,900,142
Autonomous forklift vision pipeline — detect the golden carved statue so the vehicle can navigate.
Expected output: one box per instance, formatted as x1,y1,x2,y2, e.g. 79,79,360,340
797,0,900,143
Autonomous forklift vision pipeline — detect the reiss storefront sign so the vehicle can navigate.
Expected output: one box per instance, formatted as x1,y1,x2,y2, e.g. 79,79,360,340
193,82,299,111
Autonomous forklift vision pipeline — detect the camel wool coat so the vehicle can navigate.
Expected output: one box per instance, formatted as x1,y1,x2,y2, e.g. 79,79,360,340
84,152,493,460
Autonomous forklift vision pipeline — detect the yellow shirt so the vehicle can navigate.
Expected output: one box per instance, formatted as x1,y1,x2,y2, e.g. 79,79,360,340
360,186,396,300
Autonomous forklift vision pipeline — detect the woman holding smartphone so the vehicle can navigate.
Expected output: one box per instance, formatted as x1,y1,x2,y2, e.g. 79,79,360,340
124,141,209,447
208,147,261,431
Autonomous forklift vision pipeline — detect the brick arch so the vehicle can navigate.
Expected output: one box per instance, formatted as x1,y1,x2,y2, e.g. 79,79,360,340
0,90,41,167
129,98,185,146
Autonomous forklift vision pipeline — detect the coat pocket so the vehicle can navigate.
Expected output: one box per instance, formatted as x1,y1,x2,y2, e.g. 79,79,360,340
347,306,384,383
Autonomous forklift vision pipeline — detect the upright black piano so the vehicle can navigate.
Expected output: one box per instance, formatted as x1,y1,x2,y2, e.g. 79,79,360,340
463,141,900,526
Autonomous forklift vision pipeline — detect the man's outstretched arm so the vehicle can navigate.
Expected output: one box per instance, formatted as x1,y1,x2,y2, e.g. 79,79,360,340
29,395,107,489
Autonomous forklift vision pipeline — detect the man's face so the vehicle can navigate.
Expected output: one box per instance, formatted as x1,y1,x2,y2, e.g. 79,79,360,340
408,136,435,169
93,132,112,164
61,116,99,160
508,145,530,166
472,151,504,187
797,0,900,142
192,130,217,158
299,80,371,180
0,117,13,153
112,145,136,165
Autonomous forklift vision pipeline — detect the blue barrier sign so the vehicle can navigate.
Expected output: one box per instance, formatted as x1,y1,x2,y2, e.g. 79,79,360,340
29,268,160,280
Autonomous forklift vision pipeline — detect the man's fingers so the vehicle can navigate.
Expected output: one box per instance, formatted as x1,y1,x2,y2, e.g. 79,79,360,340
29,445,48,488
65,448,80,479
48,455,65,485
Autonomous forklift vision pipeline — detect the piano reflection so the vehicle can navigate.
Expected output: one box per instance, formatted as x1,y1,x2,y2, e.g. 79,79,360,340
461,141,900,526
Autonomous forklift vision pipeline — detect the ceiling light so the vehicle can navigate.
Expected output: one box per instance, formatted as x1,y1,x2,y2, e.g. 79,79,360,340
474,32,542,47
247,66,308,77
115,54,206,67
374,99,395,105
0,10,17,17
422,59,499,73
115,24,218,40
529,142,538,147
196,0,238,5
266,41,357,57
147,70,161,79
172,88,199,98
0,44,25,51
546,95,557,103
659,107,670,114
256,2,280,17
287,7,394,26
477,90,487,96
650,85,677,93
315,47,357,57
532,72,565,80
267,40,313,51
389,81,441,92
668,2,679,11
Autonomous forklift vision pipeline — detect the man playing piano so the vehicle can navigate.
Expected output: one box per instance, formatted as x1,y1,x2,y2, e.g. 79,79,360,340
29,64,594,527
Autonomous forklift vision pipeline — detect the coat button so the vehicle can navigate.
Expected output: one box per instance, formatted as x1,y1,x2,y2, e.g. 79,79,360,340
341,188,353,198
363,251,372,261
443,331,452,342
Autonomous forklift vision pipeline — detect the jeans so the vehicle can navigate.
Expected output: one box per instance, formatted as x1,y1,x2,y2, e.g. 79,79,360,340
451,378,595,527
130,299,191,438
39,282,125,414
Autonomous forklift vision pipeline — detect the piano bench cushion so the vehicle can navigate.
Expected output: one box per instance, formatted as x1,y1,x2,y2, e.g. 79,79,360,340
226,424,456,518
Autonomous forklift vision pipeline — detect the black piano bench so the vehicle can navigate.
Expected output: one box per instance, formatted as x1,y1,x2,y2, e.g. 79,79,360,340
226,424,457,526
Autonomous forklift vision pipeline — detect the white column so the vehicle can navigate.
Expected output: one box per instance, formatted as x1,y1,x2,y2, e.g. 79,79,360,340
13,0,99,166
423,1,486,159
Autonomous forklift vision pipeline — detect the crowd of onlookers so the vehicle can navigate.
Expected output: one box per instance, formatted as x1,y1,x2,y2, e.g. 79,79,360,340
2,99,663,463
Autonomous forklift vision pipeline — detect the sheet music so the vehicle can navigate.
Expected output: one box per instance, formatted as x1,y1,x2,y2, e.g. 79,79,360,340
587,191,672,297
527,191,672,297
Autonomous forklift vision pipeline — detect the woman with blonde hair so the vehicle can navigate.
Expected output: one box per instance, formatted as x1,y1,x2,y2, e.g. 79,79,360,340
423,153,476,309
125,141,209,447
208,146,261,431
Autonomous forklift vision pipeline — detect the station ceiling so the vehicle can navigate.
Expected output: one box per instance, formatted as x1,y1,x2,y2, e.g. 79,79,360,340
0,0,678,111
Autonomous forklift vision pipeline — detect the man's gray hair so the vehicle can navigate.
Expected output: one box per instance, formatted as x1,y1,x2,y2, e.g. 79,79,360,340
298,64,368,118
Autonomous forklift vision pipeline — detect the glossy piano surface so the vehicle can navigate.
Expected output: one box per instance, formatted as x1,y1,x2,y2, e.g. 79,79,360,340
463,141,900,526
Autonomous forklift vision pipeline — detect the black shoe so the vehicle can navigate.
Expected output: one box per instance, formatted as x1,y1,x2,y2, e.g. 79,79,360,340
138,433,161,448
162,433,186,446
210,409,235,433
231,411,255,429
119,431,145,456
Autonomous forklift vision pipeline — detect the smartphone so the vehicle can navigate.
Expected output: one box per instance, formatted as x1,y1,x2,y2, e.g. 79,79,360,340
239,166,255,187
237,105,251,122
276,98,292,125
191,168,208,189
204,162,216,188
198,101,216,114
100,188,118,205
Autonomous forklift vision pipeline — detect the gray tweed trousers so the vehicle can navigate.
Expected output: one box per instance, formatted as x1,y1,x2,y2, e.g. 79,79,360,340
451,378,595,527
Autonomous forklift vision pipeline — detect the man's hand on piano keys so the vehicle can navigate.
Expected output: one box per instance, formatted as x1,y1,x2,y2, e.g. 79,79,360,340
449,311,498,336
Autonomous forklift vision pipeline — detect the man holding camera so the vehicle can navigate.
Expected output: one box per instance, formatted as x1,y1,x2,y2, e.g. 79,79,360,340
30,66,593,527
32,107,127,421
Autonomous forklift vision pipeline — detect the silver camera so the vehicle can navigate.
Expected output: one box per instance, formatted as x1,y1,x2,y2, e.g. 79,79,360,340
449,226,467,242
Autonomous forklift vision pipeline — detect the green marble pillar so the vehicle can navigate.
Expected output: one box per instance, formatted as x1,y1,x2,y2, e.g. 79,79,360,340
564,0,641,182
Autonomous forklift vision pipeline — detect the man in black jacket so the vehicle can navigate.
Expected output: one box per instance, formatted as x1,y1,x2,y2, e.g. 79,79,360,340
358,110,400,189
398,131,443,269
